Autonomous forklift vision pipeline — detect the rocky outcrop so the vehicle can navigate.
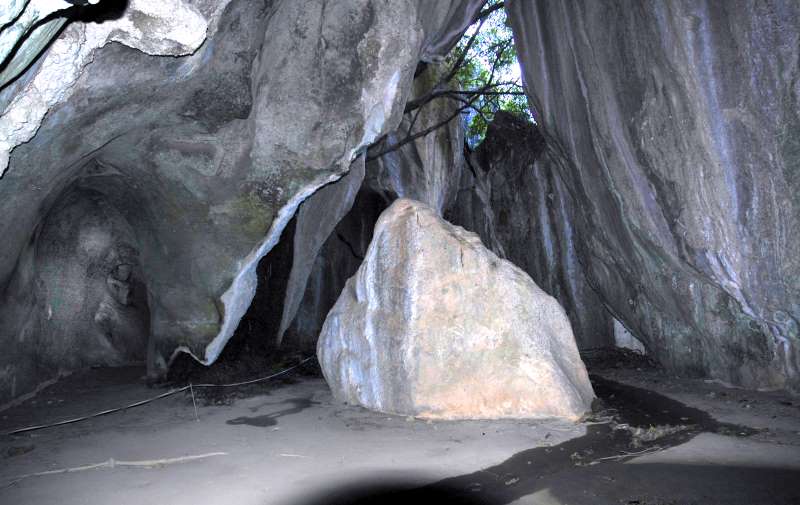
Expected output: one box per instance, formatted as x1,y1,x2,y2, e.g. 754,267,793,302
0,0,485,403
318,199,595,420
508,0,800,389
448,112,614,349
281,63,477,350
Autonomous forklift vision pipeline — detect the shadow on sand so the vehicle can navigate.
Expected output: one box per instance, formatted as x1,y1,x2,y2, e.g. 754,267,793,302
291,377,800,505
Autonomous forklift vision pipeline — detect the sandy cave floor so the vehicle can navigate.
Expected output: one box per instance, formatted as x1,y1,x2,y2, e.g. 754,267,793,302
1,358,799,505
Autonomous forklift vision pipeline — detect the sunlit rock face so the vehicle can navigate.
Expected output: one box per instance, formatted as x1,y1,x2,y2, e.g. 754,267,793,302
448,112,614,350
0,0,485,403
508,0,800,389
318,199,595,421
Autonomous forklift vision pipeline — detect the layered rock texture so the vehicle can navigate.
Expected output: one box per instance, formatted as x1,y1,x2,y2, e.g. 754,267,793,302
280,64,474,349
0,0,484,403
318,199,595,421
449,112,614,350
508,0,800,389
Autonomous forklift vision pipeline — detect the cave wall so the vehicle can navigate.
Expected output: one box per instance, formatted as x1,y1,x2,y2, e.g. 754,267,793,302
0,172,150,400
508,0,800,389
0,0,486,403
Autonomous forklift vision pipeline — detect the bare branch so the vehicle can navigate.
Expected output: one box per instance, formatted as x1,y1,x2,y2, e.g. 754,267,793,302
367,97,479,162
407,100,426,133
405,82,522,114
472,2,505,24
448,90,526,96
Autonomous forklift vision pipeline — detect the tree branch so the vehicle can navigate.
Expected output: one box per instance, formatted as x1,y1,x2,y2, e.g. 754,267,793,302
438,14,487,88
405,82,523,114
367,98,478,162
472,2,505,24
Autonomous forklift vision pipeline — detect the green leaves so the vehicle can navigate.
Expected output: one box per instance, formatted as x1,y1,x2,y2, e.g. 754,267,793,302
372,2,533,160
445,1,532,147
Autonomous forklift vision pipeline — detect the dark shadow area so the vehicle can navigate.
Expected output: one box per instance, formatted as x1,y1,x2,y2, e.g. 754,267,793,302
226,397,319,428
590,375,757,437
582,347,661,372
292,463,800,505
168,216,309,388
292,376,790,505
280,186,390,350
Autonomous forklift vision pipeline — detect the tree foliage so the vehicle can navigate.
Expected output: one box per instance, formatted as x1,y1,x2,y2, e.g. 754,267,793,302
447,1,529,146
368,1,531,160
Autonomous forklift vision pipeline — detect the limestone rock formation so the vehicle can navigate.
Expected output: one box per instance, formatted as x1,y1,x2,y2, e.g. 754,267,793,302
0,0,212,173
448,111,614,349
365,67,467,216
0,0,485,404
317,199,595,420
508,0,800,390
0,0,82,89
282,63,481,349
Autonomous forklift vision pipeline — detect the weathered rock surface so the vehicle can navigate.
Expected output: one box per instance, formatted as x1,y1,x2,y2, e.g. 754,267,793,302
0,0,213,173
365,67,467,215
0,0,485,403
317,199,595,420
508,0,800,389
283,63,477,349
448,112,614,349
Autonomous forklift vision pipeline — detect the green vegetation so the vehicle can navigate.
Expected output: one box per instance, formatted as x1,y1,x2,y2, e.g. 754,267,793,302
447,1,530,146
369,2,531,159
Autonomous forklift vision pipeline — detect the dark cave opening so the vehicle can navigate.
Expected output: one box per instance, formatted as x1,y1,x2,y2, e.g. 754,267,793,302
167,182,392,385
34,182,150,366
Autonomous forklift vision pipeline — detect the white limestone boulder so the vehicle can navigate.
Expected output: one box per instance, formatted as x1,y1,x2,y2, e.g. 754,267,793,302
317,199,595,420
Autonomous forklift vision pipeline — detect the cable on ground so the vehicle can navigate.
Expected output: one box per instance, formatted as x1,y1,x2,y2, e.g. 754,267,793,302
2,356,316,437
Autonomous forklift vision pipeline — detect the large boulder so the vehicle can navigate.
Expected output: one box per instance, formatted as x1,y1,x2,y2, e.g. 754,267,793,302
317,199,595,421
